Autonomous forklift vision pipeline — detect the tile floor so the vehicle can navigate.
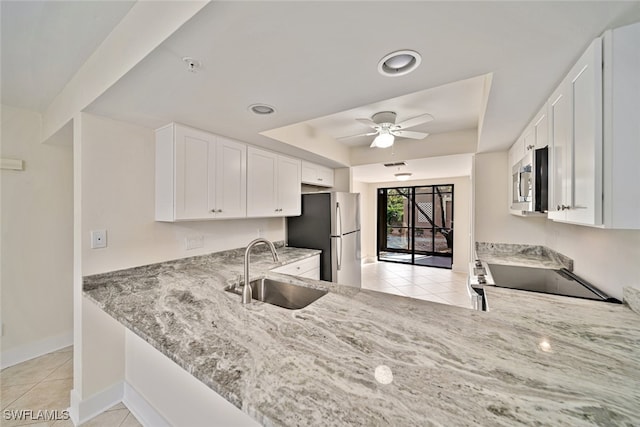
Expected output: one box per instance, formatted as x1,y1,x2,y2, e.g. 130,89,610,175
361,260,472,309
0,347,141,427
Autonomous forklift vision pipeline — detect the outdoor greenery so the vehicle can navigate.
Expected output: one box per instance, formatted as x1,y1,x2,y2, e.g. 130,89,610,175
386,190,406,226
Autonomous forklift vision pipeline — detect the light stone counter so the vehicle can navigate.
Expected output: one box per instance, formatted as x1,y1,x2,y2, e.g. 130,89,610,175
84,246,640,426
476,242,573,270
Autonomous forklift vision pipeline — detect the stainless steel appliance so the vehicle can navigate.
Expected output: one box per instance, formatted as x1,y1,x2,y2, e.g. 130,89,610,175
511,146,548,213
286,192,361,287
467,260,620,311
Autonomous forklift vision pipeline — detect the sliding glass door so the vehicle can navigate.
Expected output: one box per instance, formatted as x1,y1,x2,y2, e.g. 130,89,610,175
377,185,454,269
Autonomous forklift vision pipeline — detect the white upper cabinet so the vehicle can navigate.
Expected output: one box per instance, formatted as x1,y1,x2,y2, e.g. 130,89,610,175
547,21,640,228
247,147,301,217
155,124,246,222
548,38,603,225
214,136,247,218
301,161,334,187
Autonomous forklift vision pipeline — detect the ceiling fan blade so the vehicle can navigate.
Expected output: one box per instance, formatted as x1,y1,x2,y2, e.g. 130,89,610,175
395,113,434,130
391,130,429,140
355,118,380,129
337,131,378,140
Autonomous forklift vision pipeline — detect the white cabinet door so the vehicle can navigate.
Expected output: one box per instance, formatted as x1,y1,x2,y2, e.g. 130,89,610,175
316,166,334,187
566,38,603,225
215,137,246,218
278,155,301,216
547,82,571,221
155,124,247,222
174,125,216,220
548,38,603,225
301,161,334,187
247,148,301,217
533,108,548,149
247,147,278,217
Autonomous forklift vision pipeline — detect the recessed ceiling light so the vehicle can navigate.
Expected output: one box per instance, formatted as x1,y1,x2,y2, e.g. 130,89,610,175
395,172,412,181
378,50,421,77
249,104,276,115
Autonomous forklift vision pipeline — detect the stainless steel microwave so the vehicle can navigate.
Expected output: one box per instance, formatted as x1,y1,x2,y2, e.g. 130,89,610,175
511,146,548,213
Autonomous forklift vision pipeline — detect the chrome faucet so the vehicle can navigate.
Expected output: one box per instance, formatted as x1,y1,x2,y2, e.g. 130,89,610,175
242,238,279,304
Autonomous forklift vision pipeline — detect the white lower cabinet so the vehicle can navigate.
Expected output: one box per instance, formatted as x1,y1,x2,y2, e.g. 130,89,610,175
247,147,301,217
271,255,320,280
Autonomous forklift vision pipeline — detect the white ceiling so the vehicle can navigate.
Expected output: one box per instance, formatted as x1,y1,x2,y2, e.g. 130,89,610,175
0,0,135,111
279,75,486,148
82,1,640,157
352,154,473,184
3,1,640,167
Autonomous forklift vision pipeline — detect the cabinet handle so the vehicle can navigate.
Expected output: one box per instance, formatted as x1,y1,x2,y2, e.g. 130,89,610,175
526,145,535,150
318,178,323,181
210,209,216,213
557,204,571,211
217,209,223,213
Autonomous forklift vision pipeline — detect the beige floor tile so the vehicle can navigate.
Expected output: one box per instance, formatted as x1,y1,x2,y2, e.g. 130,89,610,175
81,409,128,427
1,383,36,410
119,413,143,427
3,378,72,427
438,291,473,308
105,402,127,412
44,360,72,381
52,347,72,355
1,352,72,387
383,276,412,286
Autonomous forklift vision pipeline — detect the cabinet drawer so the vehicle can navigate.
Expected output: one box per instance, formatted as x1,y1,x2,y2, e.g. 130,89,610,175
272,255,319,277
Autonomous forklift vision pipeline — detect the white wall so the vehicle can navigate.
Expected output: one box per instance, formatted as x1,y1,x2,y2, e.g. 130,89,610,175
356,176,471,272
473,151,640,300
0,105,73,366
74,113,286,407
79,113,285,276
473,152,547,244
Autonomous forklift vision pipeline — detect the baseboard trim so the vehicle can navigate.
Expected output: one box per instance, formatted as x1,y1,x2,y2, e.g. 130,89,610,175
124,382,171,427
69,382,124,425
1,330,73,369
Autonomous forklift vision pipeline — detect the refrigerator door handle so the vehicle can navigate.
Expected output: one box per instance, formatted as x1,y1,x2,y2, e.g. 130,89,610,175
336,236,342,271
336,202,343,271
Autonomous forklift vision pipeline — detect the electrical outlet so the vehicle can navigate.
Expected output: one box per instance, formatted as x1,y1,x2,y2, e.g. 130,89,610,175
90,229,107,249
185,235,204,250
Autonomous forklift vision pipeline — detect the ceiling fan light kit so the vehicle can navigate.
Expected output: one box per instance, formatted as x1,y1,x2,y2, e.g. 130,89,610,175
338,110,433,148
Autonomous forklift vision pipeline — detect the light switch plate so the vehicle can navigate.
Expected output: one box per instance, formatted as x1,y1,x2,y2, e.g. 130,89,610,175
90,229,107,249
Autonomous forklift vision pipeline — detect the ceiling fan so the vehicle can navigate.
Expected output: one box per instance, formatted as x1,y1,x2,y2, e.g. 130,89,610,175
338,111,433,148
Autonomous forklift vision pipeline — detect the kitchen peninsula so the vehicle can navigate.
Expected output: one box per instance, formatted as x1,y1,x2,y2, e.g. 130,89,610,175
84,245,640,426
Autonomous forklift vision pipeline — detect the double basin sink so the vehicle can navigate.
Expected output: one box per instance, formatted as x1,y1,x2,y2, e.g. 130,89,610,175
226,278,327,310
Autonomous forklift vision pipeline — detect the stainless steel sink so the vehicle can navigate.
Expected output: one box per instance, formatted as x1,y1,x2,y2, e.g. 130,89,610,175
226,278,327,310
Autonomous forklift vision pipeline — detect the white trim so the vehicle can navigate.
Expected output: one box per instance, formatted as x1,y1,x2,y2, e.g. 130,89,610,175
0,330,73,369
69,382,124,426
0,158,24,170
123,382,171,427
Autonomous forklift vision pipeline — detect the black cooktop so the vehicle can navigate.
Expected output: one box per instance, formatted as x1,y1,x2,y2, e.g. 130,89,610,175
487,263,621,303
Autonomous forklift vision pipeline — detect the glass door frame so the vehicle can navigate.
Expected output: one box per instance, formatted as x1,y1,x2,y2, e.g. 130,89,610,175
377,184,454,268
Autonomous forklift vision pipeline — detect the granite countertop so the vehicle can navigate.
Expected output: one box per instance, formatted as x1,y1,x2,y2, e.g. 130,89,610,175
84,246,640,426
476,242,573,270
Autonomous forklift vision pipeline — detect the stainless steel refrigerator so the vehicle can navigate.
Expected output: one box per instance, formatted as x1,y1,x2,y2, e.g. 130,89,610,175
286,192,361,287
